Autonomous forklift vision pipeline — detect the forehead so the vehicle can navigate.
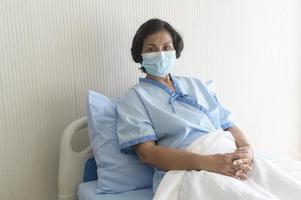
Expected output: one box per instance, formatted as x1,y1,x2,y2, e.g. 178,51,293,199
143,30,173,45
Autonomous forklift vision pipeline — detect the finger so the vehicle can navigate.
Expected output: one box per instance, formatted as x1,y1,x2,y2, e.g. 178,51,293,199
235,148,249,154
236,146,249,150
231,165,239,171
236,146,252,153
232,158,249,166
227,166,244,177
227,167,237,175
237,164,253,172
235,170,248,180
229,154,249,164
224,172,240,180
234,175,242,180
229,152,248,160
236,147,253,160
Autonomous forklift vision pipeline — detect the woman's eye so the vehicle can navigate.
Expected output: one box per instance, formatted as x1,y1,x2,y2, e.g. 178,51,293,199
147,48,155,52
164,45,172,51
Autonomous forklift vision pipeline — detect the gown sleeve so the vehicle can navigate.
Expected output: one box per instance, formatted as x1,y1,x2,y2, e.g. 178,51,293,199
117,87,157,151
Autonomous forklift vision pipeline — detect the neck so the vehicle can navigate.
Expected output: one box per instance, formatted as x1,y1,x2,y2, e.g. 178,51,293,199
146,73,171,84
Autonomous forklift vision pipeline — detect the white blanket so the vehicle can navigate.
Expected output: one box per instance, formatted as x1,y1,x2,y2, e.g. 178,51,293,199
153,130,301,200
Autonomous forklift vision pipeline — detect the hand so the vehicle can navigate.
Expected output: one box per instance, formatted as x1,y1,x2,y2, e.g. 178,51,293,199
232,146,254,179
206,152,252,180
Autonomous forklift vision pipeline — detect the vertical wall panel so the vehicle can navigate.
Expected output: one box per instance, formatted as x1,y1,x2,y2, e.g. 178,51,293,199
0,0,300,200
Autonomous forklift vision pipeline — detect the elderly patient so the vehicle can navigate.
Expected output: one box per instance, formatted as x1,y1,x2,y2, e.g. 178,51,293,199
117,18,253,193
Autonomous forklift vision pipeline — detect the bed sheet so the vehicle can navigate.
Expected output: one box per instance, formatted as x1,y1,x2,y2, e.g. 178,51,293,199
78,181,153,200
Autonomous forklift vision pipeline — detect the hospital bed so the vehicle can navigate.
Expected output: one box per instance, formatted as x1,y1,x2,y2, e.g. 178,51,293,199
58,117,153,200
58,117,297,200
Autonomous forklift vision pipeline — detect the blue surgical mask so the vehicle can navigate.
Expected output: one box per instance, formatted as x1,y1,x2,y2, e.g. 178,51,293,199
141,50,176,77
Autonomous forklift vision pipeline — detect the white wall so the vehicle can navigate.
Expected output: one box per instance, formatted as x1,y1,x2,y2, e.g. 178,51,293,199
0,0,300,199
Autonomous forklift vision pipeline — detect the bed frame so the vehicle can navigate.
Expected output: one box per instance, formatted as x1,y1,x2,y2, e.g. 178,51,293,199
58,117,92,200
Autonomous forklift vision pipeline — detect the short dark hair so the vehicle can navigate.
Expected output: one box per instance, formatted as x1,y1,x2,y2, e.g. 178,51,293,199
131,18,184,66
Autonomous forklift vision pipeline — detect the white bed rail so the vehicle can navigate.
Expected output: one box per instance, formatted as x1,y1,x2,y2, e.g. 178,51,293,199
58,117,93,200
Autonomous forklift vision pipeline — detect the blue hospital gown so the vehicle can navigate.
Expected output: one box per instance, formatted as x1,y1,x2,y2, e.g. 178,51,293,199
116,74,235,193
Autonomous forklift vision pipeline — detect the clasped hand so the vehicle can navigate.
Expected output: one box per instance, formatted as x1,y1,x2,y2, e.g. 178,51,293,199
209,146,254,180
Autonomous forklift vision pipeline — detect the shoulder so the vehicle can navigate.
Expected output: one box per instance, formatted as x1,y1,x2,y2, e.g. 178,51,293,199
174,75,212,87
174,75,216,94
117,83,147,108
118,85,139,104
120,82,149,99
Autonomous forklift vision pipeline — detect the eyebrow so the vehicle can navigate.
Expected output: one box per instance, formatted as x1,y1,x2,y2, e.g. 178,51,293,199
145,42,172,46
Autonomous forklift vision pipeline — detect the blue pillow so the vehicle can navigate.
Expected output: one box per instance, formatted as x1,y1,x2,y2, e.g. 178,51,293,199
85,90,154,194
83,157,97,182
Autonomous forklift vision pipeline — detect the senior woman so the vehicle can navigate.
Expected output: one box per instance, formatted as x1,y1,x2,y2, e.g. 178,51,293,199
116,18,253,193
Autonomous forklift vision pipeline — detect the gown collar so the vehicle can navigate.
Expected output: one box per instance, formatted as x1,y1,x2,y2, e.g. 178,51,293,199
139,74,182,95
139,74,190,113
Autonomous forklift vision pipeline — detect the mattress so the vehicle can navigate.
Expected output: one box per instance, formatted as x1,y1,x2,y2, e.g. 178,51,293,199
78,181,154,200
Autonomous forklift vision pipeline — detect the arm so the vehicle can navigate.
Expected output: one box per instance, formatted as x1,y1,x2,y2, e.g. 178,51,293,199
134,141,208,171
134,140,248,180
225,125,251,148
